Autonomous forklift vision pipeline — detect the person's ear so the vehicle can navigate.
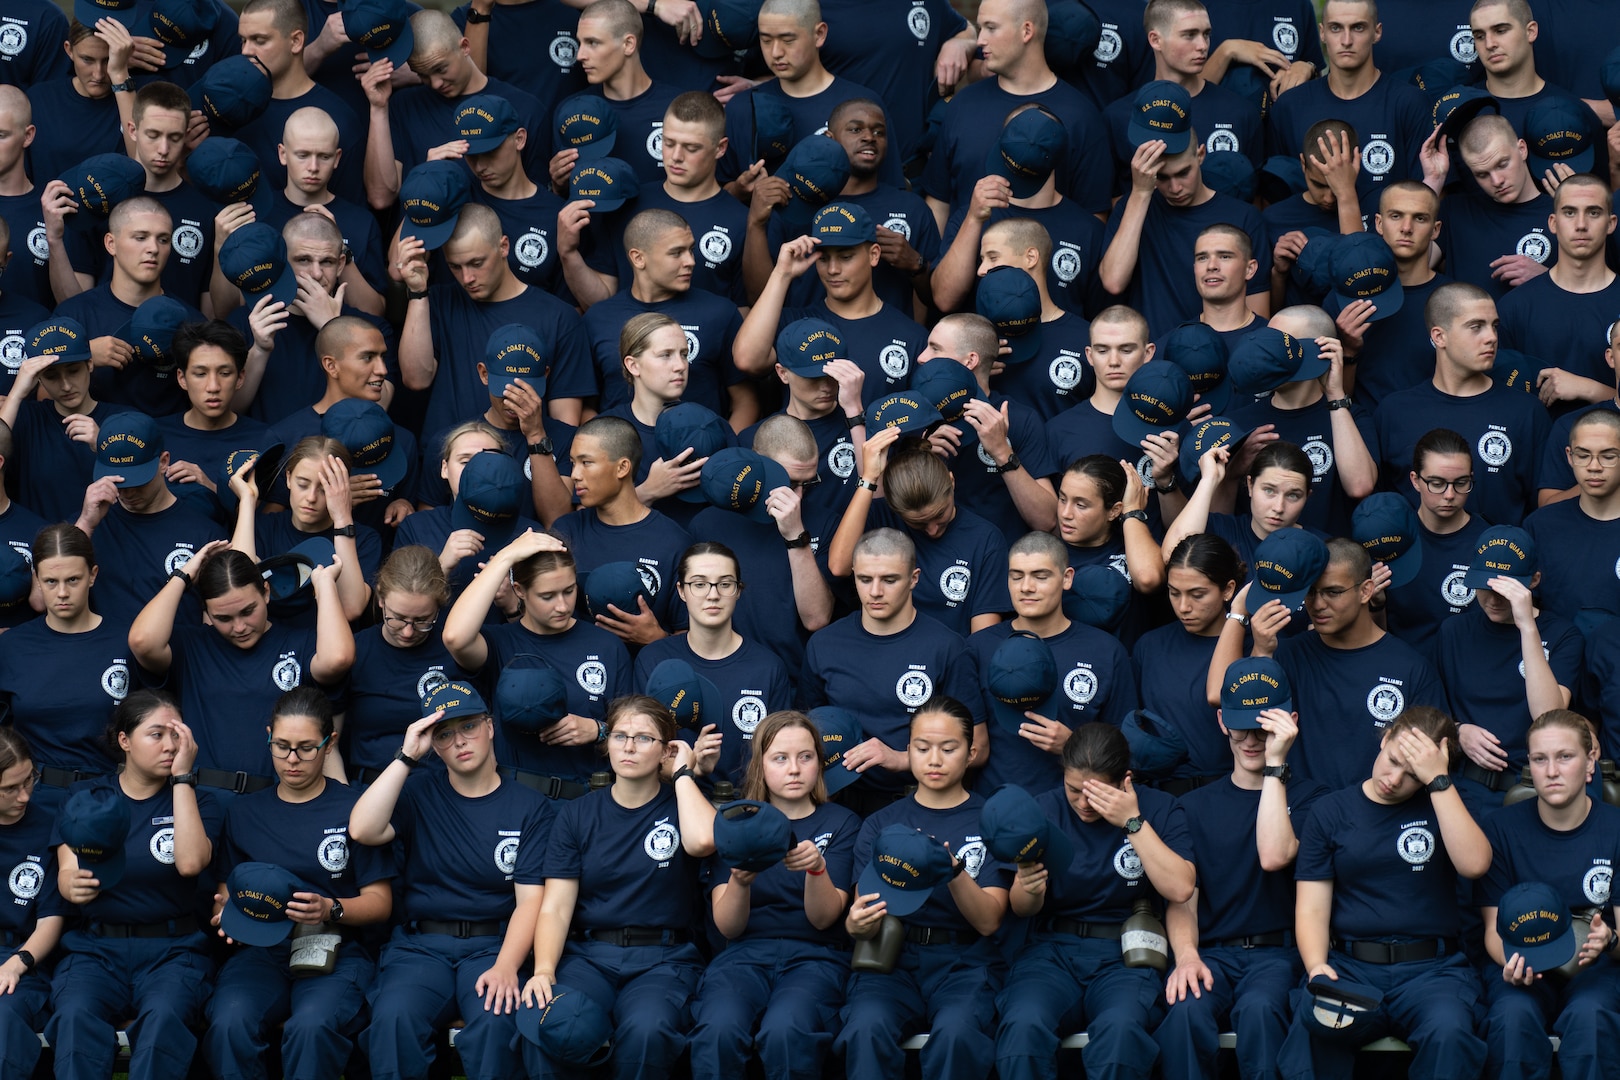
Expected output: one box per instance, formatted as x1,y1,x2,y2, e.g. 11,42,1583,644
1216,709,1228,737
512,128,527,152
1529,571,1542,590
477,361,490,387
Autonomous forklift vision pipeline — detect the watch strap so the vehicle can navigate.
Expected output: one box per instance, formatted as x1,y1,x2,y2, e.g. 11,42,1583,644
1124,816,1144,834
856,478,879,492
333,524,357,538
1326,397,1353,411
672,764,696,784
330,898,345,922
169,567,192,586
993,451,1022,474
394,747,423,769
1121,509,1149,524
1225,611,1249,627
406,288,429,302
12,949,34,973
109,80,133,93
1262,764,1290,781
465,7,491,20
171,771,199,786
528,438,554,456
784,531,812,549
1426,774,1454,793
844,414,865,430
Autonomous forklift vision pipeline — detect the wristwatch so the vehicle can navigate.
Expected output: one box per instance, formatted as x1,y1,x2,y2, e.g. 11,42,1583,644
951,854,968,879
856,477,879,492
784,531,812,549
109,80,133,93
1426,774,1454,793
1121,509,1149,525
465,7,491,21
169,567,192,586
528,436,554,457
405,288,429,302
333,524,357,538
595,719,609,745
1225,611,1250,627
11,949,34,974
394,747,423,769
1326,397,1354,411
171,771,198,786
845,414,865,430
1262,764,1291,782
672,764,697,784
992,452,1022,475
1123,816,1144,835
330,898,345,922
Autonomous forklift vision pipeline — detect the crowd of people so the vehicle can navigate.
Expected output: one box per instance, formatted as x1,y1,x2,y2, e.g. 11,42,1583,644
0,0,1618,1076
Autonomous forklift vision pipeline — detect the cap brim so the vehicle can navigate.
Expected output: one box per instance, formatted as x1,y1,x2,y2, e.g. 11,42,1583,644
451,501,519,548
463,132,511,155
1440,97,1502,141
821,759,861,795
989,692,1054,733
94,455,161,488
1194,379,1233,415
1004,326,1042,365
1508,930,1579,974
777,357,831,379
983,146,1047,201
1221,699,1291,729
1255,582,1310,612
220,903,295,947
1292,340,1328,383
1461,567,1533,591
402,211,464,252
857,861,936,918
1327,278,1405,321
573,132,618,162
1127,119,1190,156
1035,825,1073,872
76,848,126,891
489,372,548,403
76,0,139,26
358,445,409,494
1112,408,1176,449
1528,148,1596,179
1381,535,1424,588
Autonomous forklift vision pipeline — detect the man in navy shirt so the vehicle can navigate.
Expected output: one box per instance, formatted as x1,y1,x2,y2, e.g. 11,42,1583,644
0,0,69,89
1264,121,1366,311
1499,172,1620,411
1099,81,1270,336
0,322,115,523
155,319,273,516
561,0,677,187
1536,315,1620,505
0,86,54,311
1067,0,1155,112
1194,222,1264,346
1523,408,1620,624
1203,0,1323,105
1347,181,1449,411
1372,0,1477,79
1433,114,1557,300
920,0,1112,225
25,20,126,188
1377,281,1550,527
747,316,867,505
453,0,587,123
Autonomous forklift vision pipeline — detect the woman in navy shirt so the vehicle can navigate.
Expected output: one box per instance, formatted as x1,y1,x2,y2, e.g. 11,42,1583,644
128,541,355,794
1132,535,1245,785
838,696,1012,1080
1160,441,1319,570
0,525,124,809
523,695,719,1079
0,730,65,1080
445,530,633,786
203,687,395,1080
1055,456,1163,648
634,543,794,785
230,436,378,622
344,545,470,784
688,710,861,1080
1476,709,1620,1080
47,689,223,1080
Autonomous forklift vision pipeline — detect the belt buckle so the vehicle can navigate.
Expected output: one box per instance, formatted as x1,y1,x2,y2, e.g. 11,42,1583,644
233,770,251,794
542,775,563,799
1239,937,1257,950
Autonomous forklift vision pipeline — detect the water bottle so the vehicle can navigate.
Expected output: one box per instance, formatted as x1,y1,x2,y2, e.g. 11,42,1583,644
712,780,737,805
1555,908,1602,979
1121,898,1170,972
589,771,612,791
851,915,904,973
1503,766,1537,806
288,922,340,978
1601,761,1620,808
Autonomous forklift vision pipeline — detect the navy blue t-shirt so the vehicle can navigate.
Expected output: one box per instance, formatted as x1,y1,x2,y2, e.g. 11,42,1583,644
942,199,1105,318
1268,74,1431,204
0,618,126,775
218,781,393,900
1133,623,1228,779
1539,400,1620,494
582,288,743,416
0,288,50,399
387,769,551,922
1523,498,1620,624
0,190,57,310
1437,192,1555,301
1032,784,1190,923
633,635,793,785
64,182,221,313
991,311,1094,422
262,191,388,291
1499,274,1620,396
24,78,122,185
626,184,749,303
548,507,691,630
852,792,1013,931
1231,393,1378,536
1062,0,1155,112
1372,1,1478,78
0,801,64,939
779,300,925,407
393,504,543,598
775,183,943,315
226,305,396,426
1477,797,1620,926
255,509,382,587
587,82,680,186
1205,0,1324,101
1528,0,1620,100
861,501,1011,638
1353,273,1450,412
54,285,206,417
544,784,698,931
0,0,69,88
387,77,548,185
1105,78,1264,189
0,499,45,570
719,77,900,189
154,413,274,480
7,398,117,522
450,1,587,123
472,183,566,294
702,799,859,946
343,626,472,776
1382,515,1487,660
233,86,367,207
90,502,227,627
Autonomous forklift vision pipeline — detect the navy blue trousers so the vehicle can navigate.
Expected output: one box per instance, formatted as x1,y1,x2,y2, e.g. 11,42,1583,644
363,928,521,1080
1153,944,1299,1080
688,937,847,1080
1484,957,1620,1080
835,938,1003,1080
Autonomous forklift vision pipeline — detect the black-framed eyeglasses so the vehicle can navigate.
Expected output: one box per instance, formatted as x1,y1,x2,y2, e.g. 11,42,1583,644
608,732,664,749
0,769,39,798
791,475,822,491
681,578,741,596
267,734,333,761
1418,474,1474,493
381,610,439,632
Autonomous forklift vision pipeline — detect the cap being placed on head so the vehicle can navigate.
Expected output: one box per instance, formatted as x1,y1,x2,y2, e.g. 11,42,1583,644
1160,321,1231,413
811,202,876,247
811,707,864,796
775,317,843,378
569,157,640,212
323,398,407,493
496,654,570,734
583,561,652,620
76,0,138,30
28,316,92,367
58,154,146,228
343,0,416,67
93,412,163,487
1041,0,1100,72
700,446,789,522
185,137,270,218
980,783,1073,869
658,403,738,504
714,800,793,872
857,824,956,917
1493,347,1543,394
423,679,487,721
258,536,335,602
976,266,1043,365
1128,80,1193,154
912,358,983,423
750,94,795,168
1525,100,1595,177
1178,415,1248,481
1220,657,1293,730
400,160,472,250
456,94,520,155
516,985,612,1066
1326,233,1404,321
1112,362,1192,447
1061,565,1130,631
189,55,273,131
1200,150,1256,201
1435,86,1500,141
1464,524,1537,590
484,324,547,399
985,108,1067,199
60,786,129,890
143,0,217,62
219,222,297,307
778,136,850,228
985,630,1057,732
1496,881,1579,974
1352,492,1424,588
555,93,618,160
645,658,720,734
1228,327,1326,398
221,861,304,947
865,391,941,436
1250,529,1329,612
452,451,526,549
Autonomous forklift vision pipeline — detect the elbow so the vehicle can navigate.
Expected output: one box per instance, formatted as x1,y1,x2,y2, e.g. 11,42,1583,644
1343,474,1375,499
1258,845,1296,874
1458,853,1493,880
1162,871,1196,906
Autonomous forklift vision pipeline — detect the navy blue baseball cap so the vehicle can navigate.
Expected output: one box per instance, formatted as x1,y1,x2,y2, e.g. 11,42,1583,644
1288,228,1340,299
60,786,128,890
1436,86,1500,141
583,561,651,620
456,94,520,155
1525,100,1595,177
1041,0,1100,73
976,266,1043,365
219,222,297,307
1405,59,1474,103
343,0,416,67
1326,233,1404,320
185,137,270,218
1062,565,1130,631
1228,327,1326,397
695,0,757,58
322,398,408,493
858,825,955,917
1250,529,1329,612
699,447,790,523
423,679,488,722
1160,321,1231,413
517,986,612,1065
258,536,335,603
1201,150,1256,202
1128,81,1193,154
1112,362,1192,447
985,108,1066,199
985,630,1057,732
189,55,273,131
114,296,189,373
811,202,876,247
27,317,92,367
1463,525,1538,590
658,403,737,504
93,412,163,487
981,784,1073,869
144,0,219,68
714,800,793,872
1257,154,1307,203
58,154,145,230
645,658,721,734
1121,708,1188,779
778,136,850,228
452,450,525,547
1496,881,1579,973
399,161,471,250
865,391,941,436
221,861,303,947
217,442,285,517
1352,492,1424,588
775,317,843,377
569,157,640,212
751,93,795,167
76,0,138,29
1220,657,1293,730
811,706,864,796
484,324,547,399
555,93,618,161
1604,45,1620,109
1305,975,1385,1039
496,654,570,734
1493,347,1543,394
0,544,28,615
1178,415,1249,481
912,358,983,423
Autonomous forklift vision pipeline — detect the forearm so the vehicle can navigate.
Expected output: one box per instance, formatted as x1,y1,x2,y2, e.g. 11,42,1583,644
170,783,212,877
310,584,356,681
1133,825,1194,904
1521,626,1568,717
231,497,258,559
348,762,407,844
398,300,436,390
733,271,791,374
331,534,371,619
209,257,242,320
1206,619,1248,705
363,115,401,211
1256,776,1300,870
47,234,87,304
675,775,716,856
1328,414,1376,497
234,343,272,411
493,890,541,972
826,487,874,577
803,874,844,930
529,452,573,528
336,881,392,926
1166,895,1199,958
338,263,386,316
1432,787,1491,878
711,883,751,939
945,880,1006,937
128,578,185,673
558,253,614,310
18,915,62,965
1009,878,1045,918
788,546,834,630
726,382,760,432
1122,517,1165,593
930,223,983,312
1003,472,1057,532
741,220,777,303
443,563,504,662
1160,478,1216,559
1296,887,1332,970
1098,197,1149,295
532,904,573,976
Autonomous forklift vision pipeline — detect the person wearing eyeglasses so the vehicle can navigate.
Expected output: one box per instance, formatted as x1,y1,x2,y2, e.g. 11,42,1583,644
202,687,394,1080
522,695,719,1078
634,543,793,785
343,546,474,786
1381,429,1488,659
1524,409,1620,626
0,729,64,1080
350,680,554,1080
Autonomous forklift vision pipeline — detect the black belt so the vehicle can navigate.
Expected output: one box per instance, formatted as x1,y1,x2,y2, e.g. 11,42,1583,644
497,766,588,800
91,915,200,939
38,766,104,788
1156,775,1221,797
354,766,388,786
1461,762,1514,793
1043,917,1123,941
196,769,276,794
903,926,980,946
569,927,691,947
411,919,503,939
1338,938,1454,964
1208,931,1292,950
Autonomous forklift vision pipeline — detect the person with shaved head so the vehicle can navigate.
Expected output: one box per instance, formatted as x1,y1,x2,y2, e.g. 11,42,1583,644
0,85,53,310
